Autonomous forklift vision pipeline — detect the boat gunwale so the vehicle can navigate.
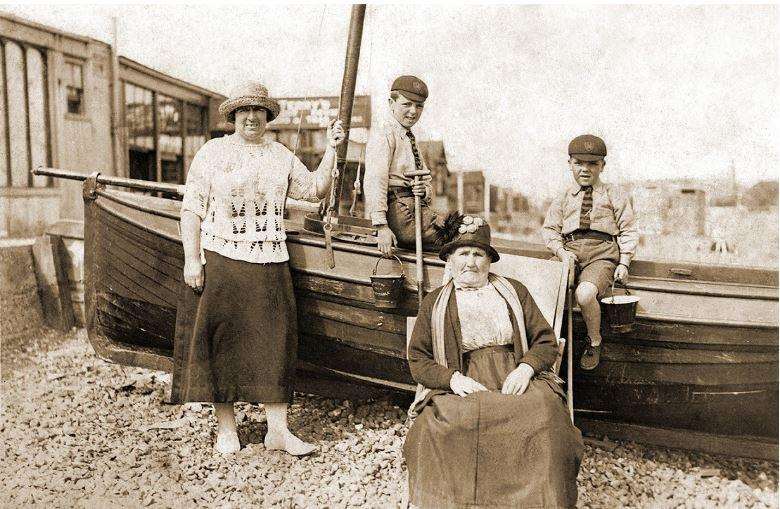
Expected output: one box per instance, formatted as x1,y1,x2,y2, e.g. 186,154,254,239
92,187,779,296
97,188,181,221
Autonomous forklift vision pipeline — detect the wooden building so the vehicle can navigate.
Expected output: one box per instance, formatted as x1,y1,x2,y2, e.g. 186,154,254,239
119,57,224,188
0,13,225,237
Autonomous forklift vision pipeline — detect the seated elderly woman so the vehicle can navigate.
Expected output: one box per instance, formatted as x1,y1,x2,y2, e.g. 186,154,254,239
403,215,583,508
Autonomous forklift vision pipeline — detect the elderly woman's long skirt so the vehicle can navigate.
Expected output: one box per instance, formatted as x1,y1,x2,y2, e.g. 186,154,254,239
170,250,297,404
403,346,583,509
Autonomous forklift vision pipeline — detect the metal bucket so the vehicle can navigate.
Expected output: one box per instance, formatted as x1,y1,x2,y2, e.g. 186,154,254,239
370,255,405,309
600,282,640,333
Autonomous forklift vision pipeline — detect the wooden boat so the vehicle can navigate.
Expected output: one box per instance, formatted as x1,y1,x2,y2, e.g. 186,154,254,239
58,173,777,460
33,6,778,460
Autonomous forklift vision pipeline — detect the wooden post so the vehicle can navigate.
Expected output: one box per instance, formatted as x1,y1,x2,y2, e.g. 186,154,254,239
484,182,491,221
329,4,366,217
32,234,75,331
110,16,125,177
456,172,464,214
153,92,162,184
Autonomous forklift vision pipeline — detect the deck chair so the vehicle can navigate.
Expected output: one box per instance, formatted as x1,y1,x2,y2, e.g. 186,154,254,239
406,254,575,422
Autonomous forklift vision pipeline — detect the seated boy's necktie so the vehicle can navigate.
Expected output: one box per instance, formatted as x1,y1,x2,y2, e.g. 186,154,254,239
579,185,593,229
406,130,424,172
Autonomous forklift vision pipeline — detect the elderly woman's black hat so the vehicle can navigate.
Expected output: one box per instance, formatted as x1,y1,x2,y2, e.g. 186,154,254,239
436,213,500,263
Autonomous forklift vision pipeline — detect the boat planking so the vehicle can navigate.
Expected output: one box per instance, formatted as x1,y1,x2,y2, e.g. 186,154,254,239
79,177,778,459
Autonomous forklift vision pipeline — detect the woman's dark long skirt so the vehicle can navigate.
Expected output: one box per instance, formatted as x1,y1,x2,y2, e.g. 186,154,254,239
403,345,583,509
170,250,298,404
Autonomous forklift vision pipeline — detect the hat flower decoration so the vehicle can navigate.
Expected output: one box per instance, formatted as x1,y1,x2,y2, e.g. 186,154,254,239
458,215,484,234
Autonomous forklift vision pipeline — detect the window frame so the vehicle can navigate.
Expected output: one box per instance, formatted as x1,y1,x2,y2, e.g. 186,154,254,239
62,56,86,119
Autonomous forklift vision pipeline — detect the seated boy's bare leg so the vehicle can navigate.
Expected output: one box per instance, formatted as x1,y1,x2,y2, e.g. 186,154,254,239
575,282,602,346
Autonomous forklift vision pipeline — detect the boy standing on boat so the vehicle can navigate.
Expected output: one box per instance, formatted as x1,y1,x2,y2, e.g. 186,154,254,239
363,75,442,256
542,134,638,370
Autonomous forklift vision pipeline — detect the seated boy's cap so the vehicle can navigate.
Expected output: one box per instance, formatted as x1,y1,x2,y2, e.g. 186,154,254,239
391,75,428,102
568,134,607,161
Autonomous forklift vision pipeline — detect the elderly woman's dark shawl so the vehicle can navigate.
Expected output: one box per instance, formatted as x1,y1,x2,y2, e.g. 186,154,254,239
407,273,528,418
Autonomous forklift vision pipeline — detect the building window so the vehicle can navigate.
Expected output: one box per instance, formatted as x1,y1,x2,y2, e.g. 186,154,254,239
1,40,51,188
124,82,155,181
64,60,84,115
183,102,207,180
157,93,183,184
124,82,211,186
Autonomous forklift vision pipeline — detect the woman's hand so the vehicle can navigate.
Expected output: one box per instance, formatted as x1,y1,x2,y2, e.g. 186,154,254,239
327,119,346,148
183,258,204,293
501,363,534,395
450,371,488,397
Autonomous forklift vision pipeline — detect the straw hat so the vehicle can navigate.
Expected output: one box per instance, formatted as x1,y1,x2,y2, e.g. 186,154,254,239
218,81,280,123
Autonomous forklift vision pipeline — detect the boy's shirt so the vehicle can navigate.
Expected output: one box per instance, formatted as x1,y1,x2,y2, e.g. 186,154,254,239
363,114,433,226
542,181,639,267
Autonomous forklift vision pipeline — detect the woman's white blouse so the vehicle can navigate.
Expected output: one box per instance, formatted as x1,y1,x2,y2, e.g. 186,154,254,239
181,134,320,264
455,284,514,352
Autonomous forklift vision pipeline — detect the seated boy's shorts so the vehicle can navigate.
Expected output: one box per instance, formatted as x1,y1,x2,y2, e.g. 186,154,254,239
563,238,620,298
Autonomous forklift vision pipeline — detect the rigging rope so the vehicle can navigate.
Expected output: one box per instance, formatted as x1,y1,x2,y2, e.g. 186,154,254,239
349,146,365,217
290,5,328,165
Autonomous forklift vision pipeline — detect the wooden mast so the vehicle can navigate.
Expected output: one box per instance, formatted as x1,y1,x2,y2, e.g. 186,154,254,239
329,4,366,217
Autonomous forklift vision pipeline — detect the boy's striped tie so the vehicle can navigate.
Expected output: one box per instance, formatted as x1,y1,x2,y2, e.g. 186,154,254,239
579,186,593,229
406,130,423,172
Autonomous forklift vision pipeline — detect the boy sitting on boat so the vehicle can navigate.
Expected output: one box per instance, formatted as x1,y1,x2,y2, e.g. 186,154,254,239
542,134,638,370
363,75,443,257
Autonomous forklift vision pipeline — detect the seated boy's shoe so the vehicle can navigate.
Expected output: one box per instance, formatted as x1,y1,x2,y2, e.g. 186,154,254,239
580,342,601,371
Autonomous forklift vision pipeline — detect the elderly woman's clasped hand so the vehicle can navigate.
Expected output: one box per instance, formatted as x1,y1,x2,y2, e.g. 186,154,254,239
501,363,535,395
450,363,535,397
450,371,487,397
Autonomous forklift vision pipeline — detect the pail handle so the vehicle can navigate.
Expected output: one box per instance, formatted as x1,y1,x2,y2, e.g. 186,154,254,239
373,254,404,277
611,279,631,297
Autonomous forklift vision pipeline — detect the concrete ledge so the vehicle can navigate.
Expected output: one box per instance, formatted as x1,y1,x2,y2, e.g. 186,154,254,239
45,219,84,240
0,189,61,237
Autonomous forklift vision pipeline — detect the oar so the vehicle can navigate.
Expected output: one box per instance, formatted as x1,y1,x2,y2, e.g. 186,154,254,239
404,169,430,305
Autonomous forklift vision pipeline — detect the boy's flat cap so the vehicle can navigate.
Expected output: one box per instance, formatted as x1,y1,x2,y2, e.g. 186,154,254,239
391,75,428,102
568,134,607,161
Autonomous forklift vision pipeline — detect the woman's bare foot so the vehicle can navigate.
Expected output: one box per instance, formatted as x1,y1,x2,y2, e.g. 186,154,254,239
264,430,316,456
215,430,240,454
213,402,239,454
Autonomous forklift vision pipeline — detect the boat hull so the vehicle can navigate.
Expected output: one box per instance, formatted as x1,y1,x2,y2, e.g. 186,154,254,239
83,187,779,449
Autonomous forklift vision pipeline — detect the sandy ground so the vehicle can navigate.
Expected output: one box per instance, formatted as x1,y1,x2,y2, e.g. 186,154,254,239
1,328,777,508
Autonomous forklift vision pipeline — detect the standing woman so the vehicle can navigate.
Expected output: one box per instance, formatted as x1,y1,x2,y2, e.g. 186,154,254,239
172,81,345,456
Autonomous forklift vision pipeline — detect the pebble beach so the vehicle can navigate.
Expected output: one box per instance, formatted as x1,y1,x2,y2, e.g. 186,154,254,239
1,329,777,508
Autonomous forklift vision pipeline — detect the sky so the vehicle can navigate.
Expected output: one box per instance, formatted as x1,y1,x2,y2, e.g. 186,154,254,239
1,3,778,199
